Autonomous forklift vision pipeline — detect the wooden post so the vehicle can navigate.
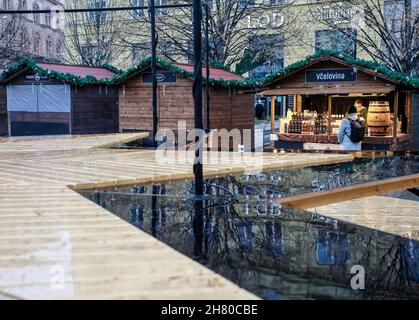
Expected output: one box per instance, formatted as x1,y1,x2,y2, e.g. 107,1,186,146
406,92,412,134
393,91,399,139
327,95,332,135
271,96,276,134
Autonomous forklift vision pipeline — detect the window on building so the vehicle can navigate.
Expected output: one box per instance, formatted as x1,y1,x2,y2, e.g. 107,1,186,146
239,0,255,8
20,29,30,51
18,0,27,18
18,0,27,10
33,32,41,53
247,33,284,79
187,39,216,64
187,41,193,64
202,0,213,11
45,36,53,55
315,28,357,56
56,41,63,57
33,3,40,23
88,0,107,22
45,10,52,27
80,44,105,64
159,40,176,57
131,43,151,64
130,0,145,18
156,0,168,16
269,0,283,5
2,0,13,10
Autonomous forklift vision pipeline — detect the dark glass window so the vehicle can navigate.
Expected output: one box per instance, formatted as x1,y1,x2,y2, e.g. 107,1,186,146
315,28,357,56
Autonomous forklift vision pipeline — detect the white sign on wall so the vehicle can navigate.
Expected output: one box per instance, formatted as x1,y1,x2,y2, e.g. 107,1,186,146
314,2,364,26
247,12,285,29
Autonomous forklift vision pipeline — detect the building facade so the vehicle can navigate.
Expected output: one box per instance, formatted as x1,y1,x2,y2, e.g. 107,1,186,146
65,1,414,78
0,0,65,65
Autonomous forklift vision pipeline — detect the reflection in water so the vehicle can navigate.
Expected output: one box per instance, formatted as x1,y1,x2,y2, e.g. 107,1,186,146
80,156,419,300
316,231,349,265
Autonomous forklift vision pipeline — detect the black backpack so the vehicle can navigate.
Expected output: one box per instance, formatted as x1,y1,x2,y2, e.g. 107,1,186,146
348,118,365,143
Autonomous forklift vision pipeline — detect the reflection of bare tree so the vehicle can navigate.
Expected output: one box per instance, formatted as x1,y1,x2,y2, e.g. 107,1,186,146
80,155,419,299
365,240,419,299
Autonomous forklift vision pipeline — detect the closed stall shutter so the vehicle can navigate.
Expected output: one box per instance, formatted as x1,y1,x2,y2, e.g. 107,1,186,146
7,84,71,136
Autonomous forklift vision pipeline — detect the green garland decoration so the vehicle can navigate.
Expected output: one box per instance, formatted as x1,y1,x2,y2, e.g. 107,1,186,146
1,57,256,88
101,63,124,75
262,50,419,88
1,58,120,86
117,56,256,89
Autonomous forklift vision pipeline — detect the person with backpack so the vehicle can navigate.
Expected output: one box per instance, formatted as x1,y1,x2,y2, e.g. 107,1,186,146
338,105,365,151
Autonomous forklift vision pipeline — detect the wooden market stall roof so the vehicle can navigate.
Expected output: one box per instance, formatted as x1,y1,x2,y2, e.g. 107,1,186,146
117,56,255,88
0,58,120,86
259,51,419,96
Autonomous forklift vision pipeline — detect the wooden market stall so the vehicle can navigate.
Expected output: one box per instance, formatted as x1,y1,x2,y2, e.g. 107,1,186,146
261,53,418,151
0,60,119,137
0,84,7,136
117,58,254,148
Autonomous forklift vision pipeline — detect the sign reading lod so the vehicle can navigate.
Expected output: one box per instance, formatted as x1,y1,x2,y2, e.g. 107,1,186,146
305,69,357,83
143,72,177,83
247,12,285,29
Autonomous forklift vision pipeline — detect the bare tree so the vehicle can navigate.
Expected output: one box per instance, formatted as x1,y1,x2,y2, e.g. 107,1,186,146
0,8,23,65
64,0,127,66
122,0,302,73
308,0,419,76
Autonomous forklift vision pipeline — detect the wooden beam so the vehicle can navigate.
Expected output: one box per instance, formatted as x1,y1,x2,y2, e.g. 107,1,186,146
327,95,332,135
270,97,276,134
260,86,395,96
393,91,399,139
277,173,419,209
406,92,412,134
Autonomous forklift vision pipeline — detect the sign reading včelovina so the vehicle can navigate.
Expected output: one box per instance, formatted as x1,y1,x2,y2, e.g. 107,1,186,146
305,69,357,83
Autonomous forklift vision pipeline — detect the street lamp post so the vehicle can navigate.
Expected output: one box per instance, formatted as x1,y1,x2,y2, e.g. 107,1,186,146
192,0,204,260
149,0,158,148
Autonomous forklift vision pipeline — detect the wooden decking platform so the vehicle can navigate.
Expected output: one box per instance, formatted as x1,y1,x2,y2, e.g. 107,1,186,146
0,134,354,300
309,195,419,241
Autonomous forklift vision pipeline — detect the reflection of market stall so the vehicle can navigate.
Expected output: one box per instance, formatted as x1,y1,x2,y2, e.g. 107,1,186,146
260,53,418,151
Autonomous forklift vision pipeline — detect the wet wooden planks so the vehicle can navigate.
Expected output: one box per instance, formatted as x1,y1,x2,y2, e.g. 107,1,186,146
0,185,256,300
308,196,419,241
0,134,354,300
279,174,419,209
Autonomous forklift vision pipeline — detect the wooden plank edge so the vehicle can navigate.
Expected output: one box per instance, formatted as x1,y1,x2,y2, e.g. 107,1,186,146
278,173,419,209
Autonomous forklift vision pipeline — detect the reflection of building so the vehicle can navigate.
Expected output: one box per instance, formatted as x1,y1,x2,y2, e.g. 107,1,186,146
0,0,65,64
89,179,419,300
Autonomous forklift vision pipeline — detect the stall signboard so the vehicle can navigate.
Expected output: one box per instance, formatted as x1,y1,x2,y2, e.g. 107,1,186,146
25,73,49,82
143,72,177,83
249,60,283,80
305,69,357,83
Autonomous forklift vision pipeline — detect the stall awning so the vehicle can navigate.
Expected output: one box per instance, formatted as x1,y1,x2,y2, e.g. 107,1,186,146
260,86,395,96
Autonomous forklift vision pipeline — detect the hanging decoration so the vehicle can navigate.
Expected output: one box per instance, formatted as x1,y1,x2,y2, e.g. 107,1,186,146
262,50,419,88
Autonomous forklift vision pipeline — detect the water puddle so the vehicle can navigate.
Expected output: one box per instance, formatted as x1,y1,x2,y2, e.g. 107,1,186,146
79,156,419,299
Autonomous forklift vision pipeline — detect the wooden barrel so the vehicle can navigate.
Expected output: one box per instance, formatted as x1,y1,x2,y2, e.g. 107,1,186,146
367,101,391,136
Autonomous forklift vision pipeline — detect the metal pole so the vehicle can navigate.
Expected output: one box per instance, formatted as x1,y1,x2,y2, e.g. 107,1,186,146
0,4,192,15
192,0,204,260
205,2,210,131
149,0,158,148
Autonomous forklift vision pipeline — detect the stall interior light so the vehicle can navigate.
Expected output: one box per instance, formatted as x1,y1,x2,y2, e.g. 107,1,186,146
345,93,388,97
